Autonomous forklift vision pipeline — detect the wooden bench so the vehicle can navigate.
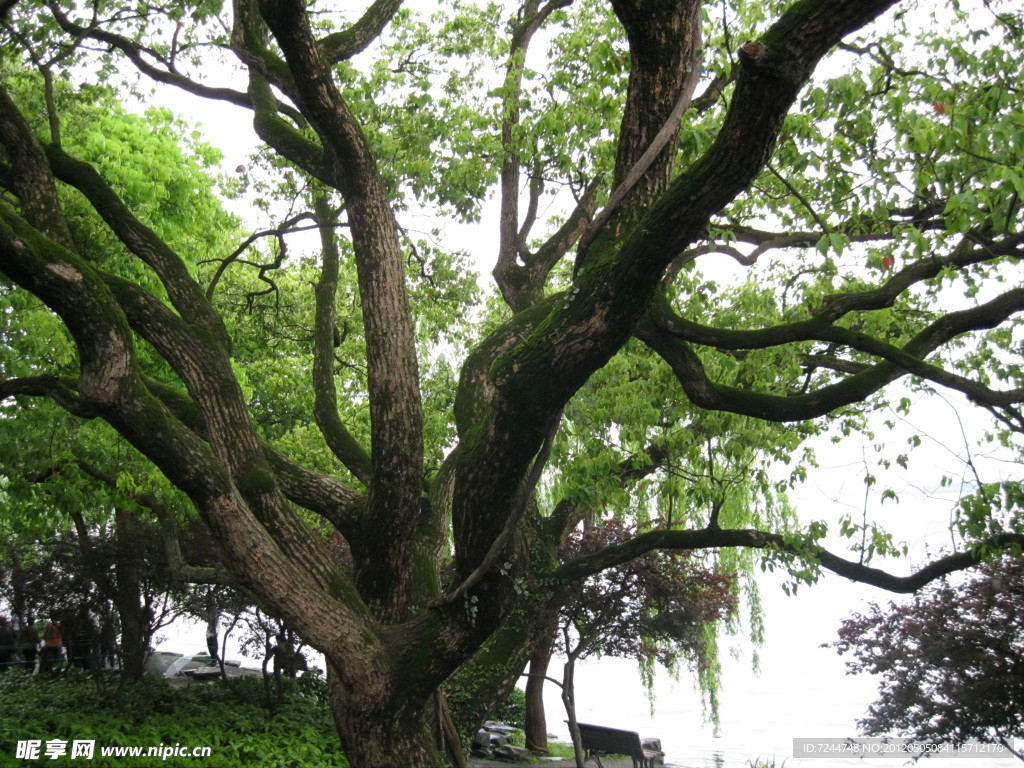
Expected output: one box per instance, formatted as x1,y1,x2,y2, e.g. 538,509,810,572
573,722,664,768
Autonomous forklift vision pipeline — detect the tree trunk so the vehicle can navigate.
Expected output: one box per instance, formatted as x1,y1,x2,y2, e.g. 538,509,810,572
524,637,555,752
112,508,149,681
561,654,586,768
326,664,445,768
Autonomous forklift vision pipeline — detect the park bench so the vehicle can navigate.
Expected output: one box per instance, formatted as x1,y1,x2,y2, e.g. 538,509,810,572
573,722,664,768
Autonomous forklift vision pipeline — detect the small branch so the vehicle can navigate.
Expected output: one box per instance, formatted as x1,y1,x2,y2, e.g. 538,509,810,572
47,3,278,113
520,672,565,689
204,213,320,301
766,162,831,233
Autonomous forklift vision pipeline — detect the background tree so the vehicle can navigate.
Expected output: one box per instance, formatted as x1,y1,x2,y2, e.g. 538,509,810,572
831,555,1024,760
545,521,736,766
0,1,1022,765
0,512,178,680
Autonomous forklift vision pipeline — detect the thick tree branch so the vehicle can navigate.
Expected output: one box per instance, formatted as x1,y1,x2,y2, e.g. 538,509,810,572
517,156,546,249
0,84,72,246
638,313,1022,426
40,106,357,604
554,527,1024,594
454,0,901,590
141,376,367,534
575,22,704,271
245,68,334,184
433,414,559,609
668,236,1023,347
88,277,335,575
319,0,404,64
0,374,94,418
44,144,230,345
494,0,574,312
260,0,423,485
312,193,372,485
493,0,903,410
259,0,426,617
0,371,364,543
1,201,373,671
495,177,602,312
262,448,365,536
639,239,1024,420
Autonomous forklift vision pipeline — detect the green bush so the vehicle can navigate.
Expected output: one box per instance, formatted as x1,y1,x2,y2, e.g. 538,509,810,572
0,669,347,767
446,678,528,737
492,685,526,729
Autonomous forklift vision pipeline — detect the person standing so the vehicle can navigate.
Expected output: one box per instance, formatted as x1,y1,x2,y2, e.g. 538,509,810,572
39,614,63,673
16,617,38,672
205,595,220,666
98,606,118,669
72,610,98,670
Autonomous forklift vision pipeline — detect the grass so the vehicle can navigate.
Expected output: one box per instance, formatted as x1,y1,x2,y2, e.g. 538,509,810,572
544,742,577,759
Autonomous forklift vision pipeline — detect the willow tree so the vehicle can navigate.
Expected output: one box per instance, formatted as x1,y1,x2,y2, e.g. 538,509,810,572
1,0,1022,765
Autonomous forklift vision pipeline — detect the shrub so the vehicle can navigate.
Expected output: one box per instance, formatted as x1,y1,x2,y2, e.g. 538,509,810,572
492,685,527,729
0,669,346,767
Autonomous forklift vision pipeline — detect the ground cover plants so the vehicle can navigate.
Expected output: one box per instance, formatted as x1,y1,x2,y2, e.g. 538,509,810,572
0,670,346,767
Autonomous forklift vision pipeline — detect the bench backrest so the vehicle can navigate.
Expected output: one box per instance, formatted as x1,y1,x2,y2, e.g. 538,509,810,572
575,722,643,758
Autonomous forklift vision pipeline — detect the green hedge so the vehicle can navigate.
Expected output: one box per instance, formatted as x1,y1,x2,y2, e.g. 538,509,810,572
0,670,346,767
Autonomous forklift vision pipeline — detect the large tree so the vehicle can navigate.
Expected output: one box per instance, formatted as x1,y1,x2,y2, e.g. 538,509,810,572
1,1,1022,765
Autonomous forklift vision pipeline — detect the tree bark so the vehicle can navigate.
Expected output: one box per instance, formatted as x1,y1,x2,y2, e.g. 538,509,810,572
562,652,585,768
326,662,445,768
524,641,555,753
112,508,150,682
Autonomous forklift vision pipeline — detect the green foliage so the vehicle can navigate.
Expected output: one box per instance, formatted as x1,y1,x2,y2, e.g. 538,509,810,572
0,671,345,768
445,676,527,737
956,481,1024,550
492,685,527,730
334,3,505,222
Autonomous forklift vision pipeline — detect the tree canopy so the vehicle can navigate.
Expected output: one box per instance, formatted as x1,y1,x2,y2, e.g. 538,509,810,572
1,0,1022,765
